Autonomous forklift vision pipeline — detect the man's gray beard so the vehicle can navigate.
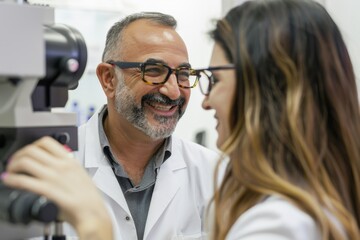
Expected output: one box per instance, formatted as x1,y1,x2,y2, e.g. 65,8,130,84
114,75,185,140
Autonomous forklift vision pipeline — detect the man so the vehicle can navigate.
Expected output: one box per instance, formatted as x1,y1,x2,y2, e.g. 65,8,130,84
74,12,218,240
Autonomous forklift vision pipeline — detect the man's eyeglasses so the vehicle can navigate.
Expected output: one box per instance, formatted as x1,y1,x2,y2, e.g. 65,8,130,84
107,60,199,89
193,64,236,95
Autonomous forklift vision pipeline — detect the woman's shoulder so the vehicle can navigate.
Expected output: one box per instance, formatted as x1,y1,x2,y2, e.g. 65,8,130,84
226,196,321,240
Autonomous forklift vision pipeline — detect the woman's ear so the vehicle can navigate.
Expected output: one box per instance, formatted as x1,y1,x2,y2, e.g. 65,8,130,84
96,63,116,98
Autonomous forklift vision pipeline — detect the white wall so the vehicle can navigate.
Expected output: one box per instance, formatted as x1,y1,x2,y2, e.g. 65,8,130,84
324,0,360,96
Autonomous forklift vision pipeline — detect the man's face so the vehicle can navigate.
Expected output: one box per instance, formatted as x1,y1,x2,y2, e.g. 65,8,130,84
113,20,190,140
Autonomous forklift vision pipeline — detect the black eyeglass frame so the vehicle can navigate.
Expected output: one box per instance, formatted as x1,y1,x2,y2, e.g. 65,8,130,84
193,64,236,95
107,60,199,89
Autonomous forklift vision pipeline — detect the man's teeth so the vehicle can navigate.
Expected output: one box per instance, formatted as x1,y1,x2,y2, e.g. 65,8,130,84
152,104,173,111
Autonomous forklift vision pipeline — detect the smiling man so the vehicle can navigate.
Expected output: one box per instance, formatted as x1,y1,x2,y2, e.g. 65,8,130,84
73,12,218,240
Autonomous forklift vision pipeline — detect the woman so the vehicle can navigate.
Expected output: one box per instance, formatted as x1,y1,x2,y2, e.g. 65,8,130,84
196,0,360,239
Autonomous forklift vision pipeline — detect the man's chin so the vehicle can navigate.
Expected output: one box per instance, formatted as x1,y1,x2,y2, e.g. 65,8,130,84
145,129,174,140
138,115,178,138
145,124,176,140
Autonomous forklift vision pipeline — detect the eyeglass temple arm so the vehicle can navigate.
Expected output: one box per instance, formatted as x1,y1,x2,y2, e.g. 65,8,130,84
106,61,143,69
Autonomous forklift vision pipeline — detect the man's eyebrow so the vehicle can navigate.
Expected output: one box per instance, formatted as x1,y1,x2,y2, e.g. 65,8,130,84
145,58,165,64
178,62,191,68
144,58,191,68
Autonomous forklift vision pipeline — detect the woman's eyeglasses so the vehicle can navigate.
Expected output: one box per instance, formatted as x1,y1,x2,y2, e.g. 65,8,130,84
192,64,236,95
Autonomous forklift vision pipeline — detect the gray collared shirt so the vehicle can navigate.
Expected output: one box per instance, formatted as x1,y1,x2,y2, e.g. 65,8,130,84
98,106,171,240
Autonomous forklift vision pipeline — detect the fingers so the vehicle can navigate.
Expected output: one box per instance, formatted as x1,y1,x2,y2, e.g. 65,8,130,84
1,170,74,224
0,136,114,235
1,149,83,214
1,172,53,197
7,136,73,172
5,154,54,180
33,136,74,159
2,136,78,200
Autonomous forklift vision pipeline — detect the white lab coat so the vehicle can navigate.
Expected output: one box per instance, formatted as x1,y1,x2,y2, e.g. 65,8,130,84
225,196,322,240
72,110,219,240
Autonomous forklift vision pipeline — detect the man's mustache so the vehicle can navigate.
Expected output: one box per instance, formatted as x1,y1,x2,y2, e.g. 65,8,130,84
142,93,186,108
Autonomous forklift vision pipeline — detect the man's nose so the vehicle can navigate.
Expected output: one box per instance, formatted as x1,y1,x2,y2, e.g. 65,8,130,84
159,73,181,100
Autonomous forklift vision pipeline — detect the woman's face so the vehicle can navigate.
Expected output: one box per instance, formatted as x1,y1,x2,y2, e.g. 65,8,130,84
202,43,236,148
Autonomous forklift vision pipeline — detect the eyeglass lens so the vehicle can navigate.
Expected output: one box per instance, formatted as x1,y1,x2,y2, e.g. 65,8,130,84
198,70,213,95
143,63,197,88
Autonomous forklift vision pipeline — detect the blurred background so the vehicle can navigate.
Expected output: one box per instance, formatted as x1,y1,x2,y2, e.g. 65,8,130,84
29,0,360,151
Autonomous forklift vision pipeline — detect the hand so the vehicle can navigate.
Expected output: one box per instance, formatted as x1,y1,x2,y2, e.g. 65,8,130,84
1,136,113,240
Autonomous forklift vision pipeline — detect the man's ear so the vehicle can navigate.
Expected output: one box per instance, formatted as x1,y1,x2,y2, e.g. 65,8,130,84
96,63,116,98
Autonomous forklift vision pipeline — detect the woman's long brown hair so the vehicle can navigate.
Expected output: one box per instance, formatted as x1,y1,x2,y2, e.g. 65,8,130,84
210,0,360,239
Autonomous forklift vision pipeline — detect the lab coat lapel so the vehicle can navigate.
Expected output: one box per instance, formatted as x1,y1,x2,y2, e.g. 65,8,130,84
81,113,130,214
144,154,185,238
92,164,129,211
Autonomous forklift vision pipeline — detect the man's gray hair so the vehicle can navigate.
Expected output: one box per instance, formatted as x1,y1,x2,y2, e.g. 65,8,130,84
102,12,177,62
